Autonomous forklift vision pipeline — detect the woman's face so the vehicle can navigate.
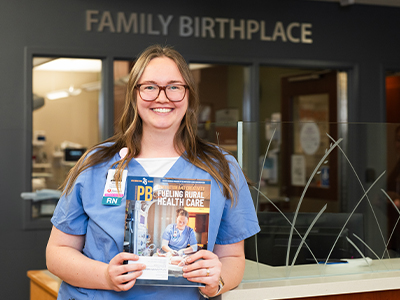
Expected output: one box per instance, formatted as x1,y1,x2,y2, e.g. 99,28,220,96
176,215,188,230
136,56,188,135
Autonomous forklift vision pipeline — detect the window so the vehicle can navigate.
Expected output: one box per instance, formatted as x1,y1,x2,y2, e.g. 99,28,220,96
29,57,102,221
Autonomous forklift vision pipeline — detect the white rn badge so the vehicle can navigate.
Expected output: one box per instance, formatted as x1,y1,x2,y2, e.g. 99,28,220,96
102,169,128,206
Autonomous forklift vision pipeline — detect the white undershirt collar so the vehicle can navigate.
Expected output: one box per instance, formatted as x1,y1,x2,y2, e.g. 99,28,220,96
135,157,179,177
118,147,179,177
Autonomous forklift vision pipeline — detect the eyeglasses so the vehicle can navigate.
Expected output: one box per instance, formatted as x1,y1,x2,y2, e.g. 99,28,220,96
136,84,188,102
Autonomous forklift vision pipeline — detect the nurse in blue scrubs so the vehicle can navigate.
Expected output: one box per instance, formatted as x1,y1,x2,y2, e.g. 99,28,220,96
162,208,198,256
46,44,260,300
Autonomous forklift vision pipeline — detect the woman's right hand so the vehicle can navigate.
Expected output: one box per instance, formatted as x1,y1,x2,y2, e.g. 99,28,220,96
105,252,146,291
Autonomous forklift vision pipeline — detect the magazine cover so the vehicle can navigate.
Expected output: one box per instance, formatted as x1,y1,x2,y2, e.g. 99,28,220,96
124,176,211,287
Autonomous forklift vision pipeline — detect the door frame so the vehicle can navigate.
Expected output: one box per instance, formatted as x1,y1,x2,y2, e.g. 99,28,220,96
23,46,114,229
281,70,339,201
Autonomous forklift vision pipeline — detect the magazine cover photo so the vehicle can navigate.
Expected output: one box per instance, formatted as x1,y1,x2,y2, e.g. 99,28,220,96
124,176,211,287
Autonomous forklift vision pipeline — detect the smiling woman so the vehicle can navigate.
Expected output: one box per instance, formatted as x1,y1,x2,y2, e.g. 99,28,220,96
135,56,189,151
45,44,260,300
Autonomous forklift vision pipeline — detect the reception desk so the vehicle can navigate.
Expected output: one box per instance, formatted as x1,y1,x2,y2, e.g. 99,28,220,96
222,259,400,299
27,270,61,300
28,259,400,300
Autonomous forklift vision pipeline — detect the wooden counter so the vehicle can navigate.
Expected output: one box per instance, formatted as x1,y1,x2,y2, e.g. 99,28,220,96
28,259,400,300
27,270,61,300
222,259,400,300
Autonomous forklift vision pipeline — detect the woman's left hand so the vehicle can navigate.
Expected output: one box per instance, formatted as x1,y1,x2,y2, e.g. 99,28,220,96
182,250,221,297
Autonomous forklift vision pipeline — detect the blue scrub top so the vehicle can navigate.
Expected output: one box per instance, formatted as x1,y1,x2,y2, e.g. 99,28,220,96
51,146,260,300
163,224,197,251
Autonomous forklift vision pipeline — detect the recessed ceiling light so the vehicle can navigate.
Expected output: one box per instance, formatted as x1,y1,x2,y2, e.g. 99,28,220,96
46,90,69,100
46,86,82,100
34,58,101,72
189,63,213,70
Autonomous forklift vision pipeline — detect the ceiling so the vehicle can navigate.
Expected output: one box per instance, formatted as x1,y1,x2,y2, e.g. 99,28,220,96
33,58,102,72
311,0,400,7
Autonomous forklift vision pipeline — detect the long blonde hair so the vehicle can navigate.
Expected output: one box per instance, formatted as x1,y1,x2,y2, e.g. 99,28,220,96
62,44,238,205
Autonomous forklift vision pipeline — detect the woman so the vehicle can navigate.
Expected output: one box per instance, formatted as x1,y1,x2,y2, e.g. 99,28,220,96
46,44,260,299
162,208,198,256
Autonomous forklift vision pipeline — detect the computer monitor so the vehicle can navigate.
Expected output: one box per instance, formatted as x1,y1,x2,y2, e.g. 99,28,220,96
245,212,365,266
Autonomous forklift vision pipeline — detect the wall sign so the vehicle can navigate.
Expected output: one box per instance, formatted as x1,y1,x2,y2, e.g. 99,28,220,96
86,10,313,44
291,154,306,186
300,122,320,155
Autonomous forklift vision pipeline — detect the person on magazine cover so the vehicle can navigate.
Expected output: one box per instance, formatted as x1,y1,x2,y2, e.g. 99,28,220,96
162,208,198,256
46,44,260,300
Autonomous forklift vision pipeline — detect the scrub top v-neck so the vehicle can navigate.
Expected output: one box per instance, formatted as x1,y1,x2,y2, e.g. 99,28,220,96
51,144,260,300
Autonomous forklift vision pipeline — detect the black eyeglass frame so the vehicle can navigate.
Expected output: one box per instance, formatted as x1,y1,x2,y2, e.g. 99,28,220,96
136,84,188,102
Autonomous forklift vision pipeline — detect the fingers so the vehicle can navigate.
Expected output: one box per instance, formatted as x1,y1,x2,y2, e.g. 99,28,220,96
183,264,218,282
185,265,213,279
106,252,146,292
183,250,221,272
182,250,221,295
185,249,213,261
110,269,139,291
111,252,140,264
184,266,219,297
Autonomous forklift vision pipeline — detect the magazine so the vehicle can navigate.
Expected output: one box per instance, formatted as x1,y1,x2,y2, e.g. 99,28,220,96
124,176,211,287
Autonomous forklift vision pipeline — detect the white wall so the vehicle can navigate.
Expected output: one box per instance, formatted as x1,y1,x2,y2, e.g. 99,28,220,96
33,70,101,158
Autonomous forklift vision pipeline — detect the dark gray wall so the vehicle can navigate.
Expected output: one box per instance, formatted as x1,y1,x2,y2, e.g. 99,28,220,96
1,0,400,298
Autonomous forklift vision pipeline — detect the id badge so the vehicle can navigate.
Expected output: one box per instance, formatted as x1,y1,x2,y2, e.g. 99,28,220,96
102,169,128,206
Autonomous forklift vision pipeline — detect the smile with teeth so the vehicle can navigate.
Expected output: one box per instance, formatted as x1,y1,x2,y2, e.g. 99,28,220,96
152,108,172,113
